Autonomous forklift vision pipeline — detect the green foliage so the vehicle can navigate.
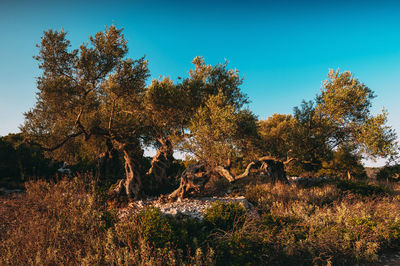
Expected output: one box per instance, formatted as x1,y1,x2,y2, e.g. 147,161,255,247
317,70,398,159
318,145,367,179
136,207,174,248
318,70,375,124
0,134,58,187
144,77,187,145
187,93,238,167
0,137,20,184
184,56,248,112
166,213,209,253
376,164,400,181
22,26,150,189
258,70,398,177
336,180,388,196
185,92,258,169
258,113,297,160
203,201,247,231
212,230,265,266
258,102,332,173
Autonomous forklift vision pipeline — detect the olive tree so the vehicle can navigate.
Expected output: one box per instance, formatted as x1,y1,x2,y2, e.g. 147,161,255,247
22,26,155,198
258,70,398,178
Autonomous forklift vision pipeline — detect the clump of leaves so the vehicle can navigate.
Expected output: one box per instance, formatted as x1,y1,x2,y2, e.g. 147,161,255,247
203,201,247,231
136,207,175,248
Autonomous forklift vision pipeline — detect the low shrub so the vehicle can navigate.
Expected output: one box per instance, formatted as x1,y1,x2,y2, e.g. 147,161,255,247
212,228,266,265
203,201,247,231
167,213,208,252
336,180,389,196
136,207,174,248
3,178,400,265
0,178,212,265
376,164,400,182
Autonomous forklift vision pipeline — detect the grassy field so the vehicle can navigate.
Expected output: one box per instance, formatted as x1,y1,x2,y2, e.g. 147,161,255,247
1,177,400,265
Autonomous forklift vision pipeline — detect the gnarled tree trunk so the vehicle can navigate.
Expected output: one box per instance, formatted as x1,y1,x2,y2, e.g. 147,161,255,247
114,137,177,199
146,137,175,194
114,143,144,200
168,164,210,200
168,156,289,200
259,157,288,183
216,157,289,184
96,139,122,182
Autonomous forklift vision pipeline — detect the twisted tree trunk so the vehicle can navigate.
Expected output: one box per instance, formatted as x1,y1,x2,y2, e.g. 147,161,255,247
114,142,144,200
259,157,288,183
96,139,122,182
216,157,289,184
168,156,289,200
114,137,176,199
168,164,210,200
146,137,175,194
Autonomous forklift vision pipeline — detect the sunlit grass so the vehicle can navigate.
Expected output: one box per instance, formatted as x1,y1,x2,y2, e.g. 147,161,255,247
2,177,400,265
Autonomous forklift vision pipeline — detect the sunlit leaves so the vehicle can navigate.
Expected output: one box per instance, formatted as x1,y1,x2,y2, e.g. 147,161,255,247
23,25,149,162
317,70,398,159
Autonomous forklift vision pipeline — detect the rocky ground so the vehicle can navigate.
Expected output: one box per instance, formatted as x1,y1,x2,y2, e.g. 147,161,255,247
118,195,252,220
363,252,400,266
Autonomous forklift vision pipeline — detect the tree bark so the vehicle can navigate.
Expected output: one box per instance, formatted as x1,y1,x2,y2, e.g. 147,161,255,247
259,158,288,183
216,157,288,184
168,157,289,201
214,161,258,182
96,139,122,182
347,170,352,180
146,137,175,194
168,164,210,200
113,143,144,200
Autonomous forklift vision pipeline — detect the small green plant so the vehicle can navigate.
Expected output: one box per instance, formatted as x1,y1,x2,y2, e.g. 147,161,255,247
166,213,206,252
136,207,174,248
203,201,247,231
245,185,266,206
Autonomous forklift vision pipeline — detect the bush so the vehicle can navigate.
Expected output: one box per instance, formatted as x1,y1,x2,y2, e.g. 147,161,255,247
3,178,400,265
213,229,265,265
136,207,174,248
376,164,400,182
166,213,207,252
0,178,209,265
0,178,114,265
336,180,389,196
203,201,247,231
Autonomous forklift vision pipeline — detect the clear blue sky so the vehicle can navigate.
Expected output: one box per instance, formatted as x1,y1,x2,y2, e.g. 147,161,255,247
1,0,400,164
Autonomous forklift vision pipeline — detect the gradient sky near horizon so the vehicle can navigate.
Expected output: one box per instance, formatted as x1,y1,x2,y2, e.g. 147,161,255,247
1,0,400,165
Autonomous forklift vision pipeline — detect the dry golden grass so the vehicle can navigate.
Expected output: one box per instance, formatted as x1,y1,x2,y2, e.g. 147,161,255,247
2,177,400,265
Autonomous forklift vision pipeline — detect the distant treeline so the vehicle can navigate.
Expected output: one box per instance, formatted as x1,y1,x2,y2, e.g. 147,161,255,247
0,133,60,187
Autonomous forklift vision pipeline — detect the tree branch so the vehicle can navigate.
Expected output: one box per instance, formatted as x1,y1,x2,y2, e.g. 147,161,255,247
27,131,84,152
108,99,116,130
75,108,90,140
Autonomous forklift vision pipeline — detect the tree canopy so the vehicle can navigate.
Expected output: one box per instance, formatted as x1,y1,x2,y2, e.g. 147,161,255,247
258,70,398,177
22,26,257,198
20,26,399,199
